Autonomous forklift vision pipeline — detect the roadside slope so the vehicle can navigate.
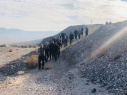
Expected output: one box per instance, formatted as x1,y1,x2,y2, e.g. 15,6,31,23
65,20,127,95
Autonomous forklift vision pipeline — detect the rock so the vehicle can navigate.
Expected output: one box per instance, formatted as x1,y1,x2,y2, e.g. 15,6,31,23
9,49,12,52
17,71,24,75
91,88,96,93
85,82,89,85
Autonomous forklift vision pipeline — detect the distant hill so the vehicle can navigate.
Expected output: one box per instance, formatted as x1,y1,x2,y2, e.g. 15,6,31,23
0,27,59,45
11,39,43,45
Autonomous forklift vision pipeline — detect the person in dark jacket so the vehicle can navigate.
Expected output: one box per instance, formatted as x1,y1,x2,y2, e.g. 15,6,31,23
57,35,62,43
38,44,45,69
54,42,59,61
52,37,56,43
78,29,81,39
44,42,49,62
49,41,54,59
74,30,78,39
69,32,74,45
85,27,89,36
61,33,65,45
57,39,62,58
64,33,68,46
81,27,84,36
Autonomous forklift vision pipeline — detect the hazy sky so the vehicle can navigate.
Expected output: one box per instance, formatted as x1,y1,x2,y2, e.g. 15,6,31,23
0,0,127,31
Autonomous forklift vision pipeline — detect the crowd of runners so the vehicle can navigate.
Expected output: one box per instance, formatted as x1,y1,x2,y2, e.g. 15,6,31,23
38,27,89,69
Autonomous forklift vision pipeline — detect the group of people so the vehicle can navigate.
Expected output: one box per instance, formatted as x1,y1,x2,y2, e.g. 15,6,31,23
38,27,89,69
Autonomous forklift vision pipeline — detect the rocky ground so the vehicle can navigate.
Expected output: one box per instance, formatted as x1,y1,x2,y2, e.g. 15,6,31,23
0,45,112,95
0,46,37,76
65,21,127,95
0,21,127,95
0,46,36,67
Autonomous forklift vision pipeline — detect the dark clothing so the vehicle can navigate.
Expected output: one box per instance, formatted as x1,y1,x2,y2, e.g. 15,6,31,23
57,41,62,47
74,30,78,39
38,47,45,56
38,55,45,69
53,38,56,43
61,33,65,39
85,27,88,36
54,44,59,61
78,34,80,39
49,43,55,59
69,33,74,45
38,47,45,69
57,41,62,58
64,35,68,46
64,39,68,46
44,45,49,62
81,28,83,36
78,31,81,39
61,33,65,44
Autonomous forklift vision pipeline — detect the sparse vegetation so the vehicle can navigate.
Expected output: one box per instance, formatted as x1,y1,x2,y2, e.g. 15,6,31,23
20,45,38,48
25,55,38,69
20,45,29,48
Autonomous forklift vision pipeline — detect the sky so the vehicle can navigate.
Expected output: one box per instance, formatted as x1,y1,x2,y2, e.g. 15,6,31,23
0,0,127,31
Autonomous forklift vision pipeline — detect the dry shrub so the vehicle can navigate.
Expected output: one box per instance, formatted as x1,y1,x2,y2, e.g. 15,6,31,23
25,55,38,69
33,45,38,48
28,45,32,48
11,58,18,61
27,45,38,48
44,63,53,70
21,45,28,48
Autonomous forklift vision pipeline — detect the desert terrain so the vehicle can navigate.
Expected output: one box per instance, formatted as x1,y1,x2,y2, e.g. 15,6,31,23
0,44,112,95
0,20,127,95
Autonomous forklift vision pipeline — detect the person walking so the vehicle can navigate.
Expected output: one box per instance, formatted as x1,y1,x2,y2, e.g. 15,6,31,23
74,29,78,39
54,42,59,61
81,27,84,36
64,33,68,46
85,27,89,36
69,32,74,45
38,44,45,70
44,42,49,62
52,37,56,43
61,33,65,45
78,29,81,39
57,39,62,58
49,41,54,60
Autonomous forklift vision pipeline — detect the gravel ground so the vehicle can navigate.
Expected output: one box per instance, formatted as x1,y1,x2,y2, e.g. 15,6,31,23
65,20,127,95
0,50,113,95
